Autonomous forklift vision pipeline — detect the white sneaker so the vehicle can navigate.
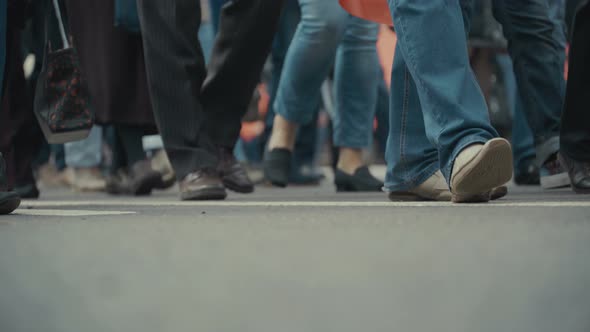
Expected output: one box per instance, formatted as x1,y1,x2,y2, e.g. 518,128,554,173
388,171,452,202
451,138,513,203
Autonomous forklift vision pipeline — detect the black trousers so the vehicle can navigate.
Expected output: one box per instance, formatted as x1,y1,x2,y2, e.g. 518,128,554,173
136,0,285,179
561,1,590,161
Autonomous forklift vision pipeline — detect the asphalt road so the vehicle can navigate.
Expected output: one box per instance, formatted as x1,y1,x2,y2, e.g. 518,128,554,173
0,181,589,332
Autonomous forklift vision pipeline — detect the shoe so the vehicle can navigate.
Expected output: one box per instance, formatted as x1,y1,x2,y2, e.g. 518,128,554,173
388,171,451,201
70,167,106,192
151,150,176,190
540,153,571,189
558,153,590,194
106,160,162,196
263,148,292,188
217,148,254,194
490,185,508,200
14,183,40,199
334,166,383,192
514,159,540,186
451,138,513,203
0,153,20,215
179,169,227,201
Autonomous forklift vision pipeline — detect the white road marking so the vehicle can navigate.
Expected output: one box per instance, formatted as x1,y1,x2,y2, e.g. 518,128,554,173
14,209,136,217
20,200,590,208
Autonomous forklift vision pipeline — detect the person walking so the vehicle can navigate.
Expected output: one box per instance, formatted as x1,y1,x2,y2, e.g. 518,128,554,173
384,0,513,203
136,0,285,200
264,0,383,192
559,0,590,194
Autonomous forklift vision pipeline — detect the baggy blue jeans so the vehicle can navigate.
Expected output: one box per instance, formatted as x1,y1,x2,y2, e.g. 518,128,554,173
384,0,499,192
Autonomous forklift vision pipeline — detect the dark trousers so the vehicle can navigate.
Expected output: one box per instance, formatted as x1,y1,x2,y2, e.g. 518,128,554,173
561,1,590,161
136,0,284,179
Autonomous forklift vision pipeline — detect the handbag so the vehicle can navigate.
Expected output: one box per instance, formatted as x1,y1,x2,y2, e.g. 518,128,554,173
114,0,141,33
339,0,393,26
34,0,94,144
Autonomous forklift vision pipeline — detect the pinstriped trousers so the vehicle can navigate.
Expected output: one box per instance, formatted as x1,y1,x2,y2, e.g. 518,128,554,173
136,0,284,180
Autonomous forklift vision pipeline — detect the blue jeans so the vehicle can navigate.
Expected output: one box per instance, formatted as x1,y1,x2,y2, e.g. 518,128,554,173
384,0,499,192
489,0,566,165
274,0,379,149
495,0,567,169
65,126,103,168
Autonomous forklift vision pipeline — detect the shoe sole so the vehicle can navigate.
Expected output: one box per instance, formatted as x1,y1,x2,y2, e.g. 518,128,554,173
223,178,255,194
540,172,571,189
573,187,590,194
388,192,433,202
181,187,227,201
0,196,21,215
452,138,513,203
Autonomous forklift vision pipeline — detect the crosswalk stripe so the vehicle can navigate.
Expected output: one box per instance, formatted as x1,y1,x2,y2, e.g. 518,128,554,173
19,200,590,208
14,209,136,217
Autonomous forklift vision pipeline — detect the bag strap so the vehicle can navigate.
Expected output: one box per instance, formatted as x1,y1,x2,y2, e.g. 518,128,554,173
52,0,70,49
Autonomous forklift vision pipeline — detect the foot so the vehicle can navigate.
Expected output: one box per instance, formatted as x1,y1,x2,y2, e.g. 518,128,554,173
334,166,383,192
179,169,227,201
70,167,106,192
106,160,162,196
388,171,451,201
558,153,590,194
151,149,176,190
217,148,254,194
540,153,571,189
451,138,513,203
514,158,540,186
0,153,20,215
14,183,40,199
263,148,292,188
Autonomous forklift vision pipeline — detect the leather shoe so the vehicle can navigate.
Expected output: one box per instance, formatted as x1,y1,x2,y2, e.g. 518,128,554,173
180,169,227,201
218,148,254,193
559,153,590,194
264,148,292,188
107,160,162,196
334,166,383,192
0,153,20,215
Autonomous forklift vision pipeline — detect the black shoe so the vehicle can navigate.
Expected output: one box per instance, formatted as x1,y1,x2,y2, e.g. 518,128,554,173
217,148,254,194
14,183,40,199
263,148,292,188
334,166,383,192
0,153,20,215
106,160,161,196
514,159,540,186
559,153,590,194
180,169,227,201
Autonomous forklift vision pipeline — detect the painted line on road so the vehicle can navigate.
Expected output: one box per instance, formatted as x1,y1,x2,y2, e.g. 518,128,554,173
20,200,590,208
14,209,137,217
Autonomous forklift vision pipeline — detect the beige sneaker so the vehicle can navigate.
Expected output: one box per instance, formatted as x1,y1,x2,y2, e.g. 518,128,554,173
451,138,513,203
388,171,452,202
70,167,106,192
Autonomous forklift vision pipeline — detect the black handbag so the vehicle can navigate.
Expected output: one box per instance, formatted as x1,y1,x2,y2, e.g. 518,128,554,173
34,0,94,144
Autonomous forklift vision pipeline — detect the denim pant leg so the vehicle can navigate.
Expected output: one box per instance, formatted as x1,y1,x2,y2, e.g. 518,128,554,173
495,54,537,170
332,16,379,148
65,126,103,168
384,44,440,192
387,0,498,183
492,0,566,166
273,0,348,125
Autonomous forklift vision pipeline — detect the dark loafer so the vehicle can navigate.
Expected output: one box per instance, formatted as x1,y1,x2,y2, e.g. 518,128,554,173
180,169,227,201
15,183,40,199
218,148,254,194
559,153,590,194
0,153,20,215
334,166,383,192
263,148,292,188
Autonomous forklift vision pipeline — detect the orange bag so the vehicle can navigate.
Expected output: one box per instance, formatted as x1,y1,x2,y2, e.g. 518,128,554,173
339,0,393,26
